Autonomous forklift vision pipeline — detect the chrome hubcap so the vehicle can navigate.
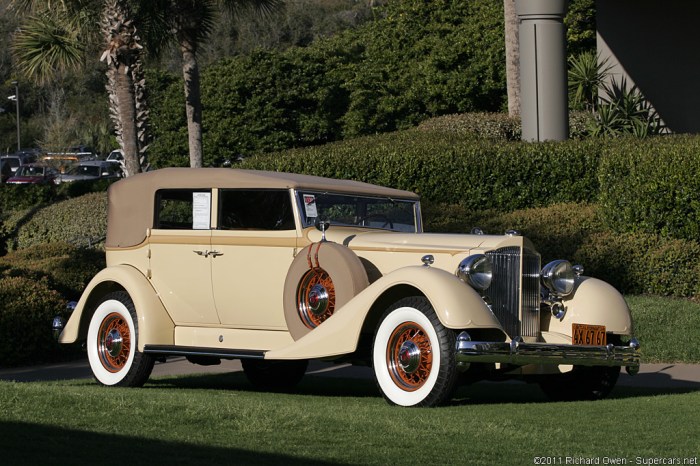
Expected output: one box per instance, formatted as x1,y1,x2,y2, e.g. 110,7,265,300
397,340,421,374
307,284,329,316
104,328,123,358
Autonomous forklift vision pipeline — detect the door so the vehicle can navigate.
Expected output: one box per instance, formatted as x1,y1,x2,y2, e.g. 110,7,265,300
148,189,219,325
211,189,298,329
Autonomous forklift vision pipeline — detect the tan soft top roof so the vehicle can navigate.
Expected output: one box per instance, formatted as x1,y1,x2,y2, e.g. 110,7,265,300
106,168,419,248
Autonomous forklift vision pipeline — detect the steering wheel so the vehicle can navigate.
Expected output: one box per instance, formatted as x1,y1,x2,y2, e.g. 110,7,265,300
357,214,393,229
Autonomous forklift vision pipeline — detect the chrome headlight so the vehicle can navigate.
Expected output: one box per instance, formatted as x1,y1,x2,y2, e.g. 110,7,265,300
541,260,575,297
456,254,493,291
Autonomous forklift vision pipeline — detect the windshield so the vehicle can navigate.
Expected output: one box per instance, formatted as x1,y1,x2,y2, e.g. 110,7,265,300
297,191,419,232
16,166,45,177
67,165,101,177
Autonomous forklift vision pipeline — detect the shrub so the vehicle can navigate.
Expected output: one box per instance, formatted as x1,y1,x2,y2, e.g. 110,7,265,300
416,113,521,140
242,130,602,209
0,276,71,367
424,201,700,298
0,183,56,211
0,242,104,299
147,0,508,166
574,231,700,297
13,192,107,250
598,135,700,242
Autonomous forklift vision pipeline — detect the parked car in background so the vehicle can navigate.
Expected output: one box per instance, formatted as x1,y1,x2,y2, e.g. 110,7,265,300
105,149,123,163
41,154,79,174
5,164,58,184
55,168,640,407
1,152,37,179
54,160,123,184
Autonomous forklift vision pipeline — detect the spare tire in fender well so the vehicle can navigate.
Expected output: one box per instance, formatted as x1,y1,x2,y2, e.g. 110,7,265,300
283,242,369,340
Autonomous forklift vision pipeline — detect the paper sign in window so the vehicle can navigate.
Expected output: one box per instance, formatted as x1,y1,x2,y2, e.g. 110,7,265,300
192,192,211,229
303,194,318,218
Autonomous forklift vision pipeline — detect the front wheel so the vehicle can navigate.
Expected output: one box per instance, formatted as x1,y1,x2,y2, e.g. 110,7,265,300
538,365,621,401
372,296,458,407
86,291,154,386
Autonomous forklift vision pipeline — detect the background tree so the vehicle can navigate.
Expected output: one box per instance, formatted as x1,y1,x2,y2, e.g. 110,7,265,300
503,0,519,117
9,0,155,175
165,0,282,168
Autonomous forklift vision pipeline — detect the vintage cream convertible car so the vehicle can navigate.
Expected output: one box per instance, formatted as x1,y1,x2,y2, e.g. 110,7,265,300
56,168,640,406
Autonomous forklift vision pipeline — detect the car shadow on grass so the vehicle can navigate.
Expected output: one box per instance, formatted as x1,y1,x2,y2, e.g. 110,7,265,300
144,371,700,406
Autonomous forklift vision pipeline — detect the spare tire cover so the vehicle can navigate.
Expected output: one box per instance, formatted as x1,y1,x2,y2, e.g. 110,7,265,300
283,242,369,340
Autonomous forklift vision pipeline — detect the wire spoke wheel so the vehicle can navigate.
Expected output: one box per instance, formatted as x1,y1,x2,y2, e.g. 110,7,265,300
386,322,433,391
97,312,132,373
296,267,336,329
373,296,457,407
87,291,154,387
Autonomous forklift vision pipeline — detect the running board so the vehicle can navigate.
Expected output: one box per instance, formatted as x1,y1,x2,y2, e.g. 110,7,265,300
143,345,265,360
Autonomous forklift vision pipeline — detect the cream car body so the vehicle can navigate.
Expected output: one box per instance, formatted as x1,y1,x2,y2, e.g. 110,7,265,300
58,168,640,406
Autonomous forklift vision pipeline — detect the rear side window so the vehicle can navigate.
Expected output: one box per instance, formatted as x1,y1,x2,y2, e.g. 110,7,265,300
219,190,295,230
155,189,211,230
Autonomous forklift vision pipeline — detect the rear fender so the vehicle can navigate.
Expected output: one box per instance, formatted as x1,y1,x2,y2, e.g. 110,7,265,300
265,265,501,360
58,264,174,351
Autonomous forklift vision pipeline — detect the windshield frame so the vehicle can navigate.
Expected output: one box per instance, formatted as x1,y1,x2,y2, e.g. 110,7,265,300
295,190,422,233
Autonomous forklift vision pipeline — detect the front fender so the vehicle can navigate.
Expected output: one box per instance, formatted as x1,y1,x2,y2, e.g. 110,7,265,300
265,266,500,360
544,276,634,337
58,264,175,351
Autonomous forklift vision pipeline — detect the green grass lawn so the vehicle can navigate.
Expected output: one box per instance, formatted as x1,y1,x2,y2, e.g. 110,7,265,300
627,295,700,363
1,294,698,464
1,372,698,465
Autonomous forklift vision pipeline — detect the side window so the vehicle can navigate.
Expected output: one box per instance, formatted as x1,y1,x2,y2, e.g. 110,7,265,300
155,189,211,230
219,190,295,230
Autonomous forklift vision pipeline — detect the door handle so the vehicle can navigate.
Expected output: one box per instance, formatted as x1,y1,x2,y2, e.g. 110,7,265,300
193,250,223,258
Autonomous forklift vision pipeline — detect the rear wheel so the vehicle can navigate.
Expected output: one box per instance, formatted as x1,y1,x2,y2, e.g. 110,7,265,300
538,365,621,401
242,359,308,391
372,297,458,407
86,291,154,386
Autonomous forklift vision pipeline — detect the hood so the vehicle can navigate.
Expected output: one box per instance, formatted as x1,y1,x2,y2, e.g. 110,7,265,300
306,227,534,255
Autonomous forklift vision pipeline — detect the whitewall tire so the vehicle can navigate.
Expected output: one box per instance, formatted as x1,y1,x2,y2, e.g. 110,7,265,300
87,291,154,387
372,296,457,407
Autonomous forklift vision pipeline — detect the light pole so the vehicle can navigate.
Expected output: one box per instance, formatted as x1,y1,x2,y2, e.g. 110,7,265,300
8,81,20,152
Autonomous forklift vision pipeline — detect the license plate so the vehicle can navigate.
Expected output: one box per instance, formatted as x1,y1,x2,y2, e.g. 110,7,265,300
572,323,607,346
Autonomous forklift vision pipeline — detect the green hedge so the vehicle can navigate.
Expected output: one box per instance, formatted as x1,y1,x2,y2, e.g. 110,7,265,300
0,183,55,211
0,242,104,299
242,130,602,209
598,135,700,242
424,201,700,298
12,192,107,251
0,276,69,367
0,242,104,366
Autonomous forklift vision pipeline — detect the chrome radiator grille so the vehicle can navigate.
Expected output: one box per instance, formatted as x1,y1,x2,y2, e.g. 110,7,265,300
484,247,541,339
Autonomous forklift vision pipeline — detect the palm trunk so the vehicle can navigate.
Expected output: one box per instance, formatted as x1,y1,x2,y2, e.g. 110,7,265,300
504,0,520,117
101,0,145,177
181,39,204,168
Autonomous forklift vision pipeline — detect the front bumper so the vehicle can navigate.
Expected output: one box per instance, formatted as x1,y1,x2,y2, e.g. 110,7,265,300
456,337,641,375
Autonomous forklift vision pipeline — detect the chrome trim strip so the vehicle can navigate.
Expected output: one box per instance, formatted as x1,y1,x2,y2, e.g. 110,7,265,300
456,340,640,368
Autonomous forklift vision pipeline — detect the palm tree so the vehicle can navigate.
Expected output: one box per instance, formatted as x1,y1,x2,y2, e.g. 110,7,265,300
10,0,154,176
503,0,520,117
165,0,282,168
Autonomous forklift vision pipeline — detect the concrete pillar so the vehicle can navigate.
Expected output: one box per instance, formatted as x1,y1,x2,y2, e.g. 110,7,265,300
517,0,569,141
